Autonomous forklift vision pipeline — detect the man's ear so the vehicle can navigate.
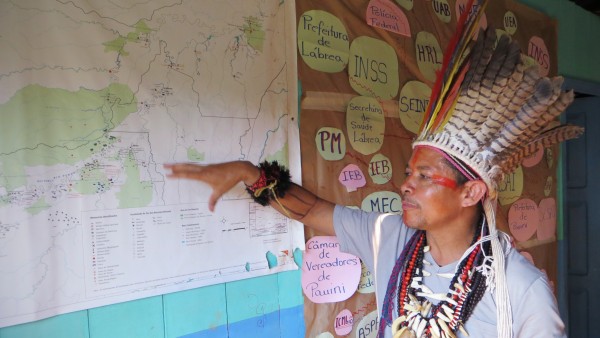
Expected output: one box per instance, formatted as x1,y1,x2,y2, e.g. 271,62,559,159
461,180,487,207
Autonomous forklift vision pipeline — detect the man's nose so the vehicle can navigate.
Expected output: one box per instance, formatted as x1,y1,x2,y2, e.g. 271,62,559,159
400,176,414,195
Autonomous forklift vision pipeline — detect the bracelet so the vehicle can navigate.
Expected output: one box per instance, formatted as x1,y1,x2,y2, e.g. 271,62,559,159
246,161,291,207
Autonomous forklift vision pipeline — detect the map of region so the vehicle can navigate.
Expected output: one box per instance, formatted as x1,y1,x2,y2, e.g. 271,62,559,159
0,0,301,327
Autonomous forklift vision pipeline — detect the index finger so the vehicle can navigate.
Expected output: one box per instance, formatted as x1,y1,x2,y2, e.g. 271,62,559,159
164,163,203,177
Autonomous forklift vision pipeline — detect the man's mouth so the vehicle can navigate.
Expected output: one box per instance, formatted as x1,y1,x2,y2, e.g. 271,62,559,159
402,199,418,210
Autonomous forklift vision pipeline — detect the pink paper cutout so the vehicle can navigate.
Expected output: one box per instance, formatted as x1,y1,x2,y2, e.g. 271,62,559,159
366,0,411,37
302,236,361,303
537,198,557,241
339,164,366,192
335,309,354,336
528,36,550,77
508,198,538,242
522,146,544,167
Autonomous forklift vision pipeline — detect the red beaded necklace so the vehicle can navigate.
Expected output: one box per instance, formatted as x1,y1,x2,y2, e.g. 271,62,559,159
381,227,488,338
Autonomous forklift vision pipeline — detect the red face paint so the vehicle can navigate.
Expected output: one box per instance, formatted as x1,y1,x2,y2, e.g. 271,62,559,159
431,174,457,189
409,148,421,168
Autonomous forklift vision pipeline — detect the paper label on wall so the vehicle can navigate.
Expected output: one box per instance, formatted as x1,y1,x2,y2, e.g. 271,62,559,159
415,31,443,82
546,148,554,168
346,96,385,155
508,199,539,242
399,81,431,134
298,10,350,73
302,236,361,303
498,165,523,206
366,0,411,37
361,191,402,213
357,261,375,294
368,153,393,184
335,309,354,336
504,11,518,35
432,0,452,23
522,146,543,167
544,176,553,197
537,198,557,241
316,127,347,161
528,36,550,77
395,0,413,11
349,36,399,99
355,310,379,338
339,164,367,192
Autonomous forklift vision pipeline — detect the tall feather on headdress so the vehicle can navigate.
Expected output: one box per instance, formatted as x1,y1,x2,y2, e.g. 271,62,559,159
420,0,488,135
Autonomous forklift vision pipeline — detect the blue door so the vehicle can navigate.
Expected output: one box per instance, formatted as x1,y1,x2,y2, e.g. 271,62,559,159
565,95,600,337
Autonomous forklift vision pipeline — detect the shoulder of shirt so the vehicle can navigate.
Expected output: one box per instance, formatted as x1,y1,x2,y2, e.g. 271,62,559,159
504,248,550,296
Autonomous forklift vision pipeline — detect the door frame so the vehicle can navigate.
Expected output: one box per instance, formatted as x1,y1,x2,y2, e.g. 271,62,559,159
558,77,600,329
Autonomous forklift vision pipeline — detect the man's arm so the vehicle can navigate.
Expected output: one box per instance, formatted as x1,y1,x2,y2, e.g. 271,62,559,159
164,161,336,235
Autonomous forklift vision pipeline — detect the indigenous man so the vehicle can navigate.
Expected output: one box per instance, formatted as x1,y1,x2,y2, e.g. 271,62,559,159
164,145,565,337
165,1,582,336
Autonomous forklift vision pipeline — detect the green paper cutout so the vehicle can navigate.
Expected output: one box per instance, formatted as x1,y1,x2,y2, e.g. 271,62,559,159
297,10,350,73
398,80,431,134
346,96,385,155
415,31,443,82
349,36,399,99
498,165,524,206
315,127,346,161
432,0,452,23
361,191,402,213
503,11,518,35
369,153,393,184
395,0,414,10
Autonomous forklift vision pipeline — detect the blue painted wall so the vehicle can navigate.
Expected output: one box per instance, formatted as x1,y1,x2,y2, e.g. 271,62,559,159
517,0,600,83
0,270,304,338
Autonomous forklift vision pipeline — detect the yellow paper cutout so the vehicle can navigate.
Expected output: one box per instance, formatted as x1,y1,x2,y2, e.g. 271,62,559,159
355,311,379,338
522,55,537,68
346,96,385,155
357,261,375,294
349,36,399,99
395,0,413,11
297,10,350,73
432,0,452,23
315,127,346,161
415,31,443,82
545,148,554,168
498,165,523,206
544,176,553,197
503,11,518,35
369,153,393,184
361,191,401,213
399,81,431,134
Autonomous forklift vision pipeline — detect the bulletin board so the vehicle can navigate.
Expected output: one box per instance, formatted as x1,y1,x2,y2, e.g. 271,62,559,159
294,0,562,336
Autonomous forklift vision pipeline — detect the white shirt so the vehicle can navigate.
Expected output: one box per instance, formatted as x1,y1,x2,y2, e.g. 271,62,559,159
333,205,566,338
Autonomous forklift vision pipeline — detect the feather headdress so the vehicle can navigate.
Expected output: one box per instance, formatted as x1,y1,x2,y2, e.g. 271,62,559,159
412,1,583,337
414,1,583,192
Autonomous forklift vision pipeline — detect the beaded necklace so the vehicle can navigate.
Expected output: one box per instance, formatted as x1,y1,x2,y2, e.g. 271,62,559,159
379,224,489,338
